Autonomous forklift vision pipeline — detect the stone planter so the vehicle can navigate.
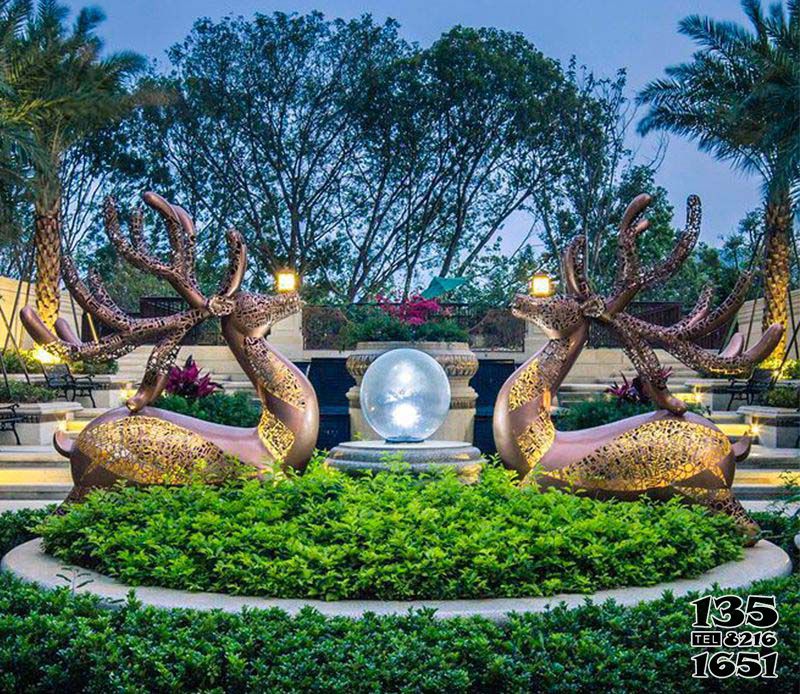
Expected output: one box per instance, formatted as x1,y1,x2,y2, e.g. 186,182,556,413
346,341,478,443
738,406,800,449
0,401,82,445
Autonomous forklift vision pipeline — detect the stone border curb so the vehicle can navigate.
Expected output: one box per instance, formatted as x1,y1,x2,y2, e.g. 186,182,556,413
2,539,791,623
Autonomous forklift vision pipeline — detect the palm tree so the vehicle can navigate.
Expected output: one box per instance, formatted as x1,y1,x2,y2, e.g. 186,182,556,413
638,0,799,361
3,1,145,327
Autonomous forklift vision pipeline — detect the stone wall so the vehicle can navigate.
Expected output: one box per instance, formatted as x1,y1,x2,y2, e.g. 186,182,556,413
737,289,800,360
0,277,82,351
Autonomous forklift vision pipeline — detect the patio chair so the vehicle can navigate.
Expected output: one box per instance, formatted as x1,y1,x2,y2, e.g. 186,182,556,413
719,368,774,410
41,363,99,407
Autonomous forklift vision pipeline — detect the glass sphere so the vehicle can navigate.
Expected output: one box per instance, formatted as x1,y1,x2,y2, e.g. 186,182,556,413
360,348,451,443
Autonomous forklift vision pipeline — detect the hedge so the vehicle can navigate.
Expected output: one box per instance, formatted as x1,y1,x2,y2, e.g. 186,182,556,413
0,507,797,692
37,463,744,600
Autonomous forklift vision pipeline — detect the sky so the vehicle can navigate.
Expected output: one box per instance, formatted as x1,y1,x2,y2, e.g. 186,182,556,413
64,0,761,248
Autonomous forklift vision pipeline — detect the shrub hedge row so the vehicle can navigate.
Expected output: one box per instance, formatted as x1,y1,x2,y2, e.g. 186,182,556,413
154,391,262,427
1,507,798,692
37,464,744,600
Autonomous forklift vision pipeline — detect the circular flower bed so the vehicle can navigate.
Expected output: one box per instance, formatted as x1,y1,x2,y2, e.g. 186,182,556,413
37,463,745,601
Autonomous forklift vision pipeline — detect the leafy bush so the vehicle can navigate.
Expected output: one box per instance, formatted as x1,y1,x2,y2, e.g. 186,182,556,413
1,350,117,375
763,386,800,408
778,358,800,380
38,462,744,600
555,396,705,431
0,508,797,692
340,302,469,347
0,562,795,692
0,506,51,553
0,381,59,403
155,391,261,427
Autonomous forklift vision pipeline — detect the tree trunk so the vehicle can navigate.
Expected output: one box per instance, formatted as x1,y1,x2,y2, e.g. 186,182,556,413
33,200,61,330
762,192,792,363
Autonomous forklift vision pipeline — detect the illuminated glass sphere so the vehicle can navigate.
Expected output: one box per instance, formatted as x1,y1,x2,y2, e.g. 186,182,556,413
360,348,451,443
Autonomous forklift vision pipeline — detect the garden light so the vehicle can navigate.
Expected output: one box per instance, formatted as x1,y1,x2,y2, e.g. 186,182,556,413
360,348,450,443
276,269,298,293
32,345,60,365
529,273,553,297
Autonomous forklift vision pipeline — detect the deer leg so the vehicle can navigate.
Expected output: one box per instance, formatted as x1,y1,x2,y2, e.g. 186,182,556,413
673,485,760,546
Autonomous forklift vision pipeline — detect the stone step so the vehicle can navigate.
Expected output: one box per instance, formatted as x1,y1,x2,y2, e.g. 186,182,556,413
709,411,745,424
0,447,67,466
740,446,799,469
0,466,72,500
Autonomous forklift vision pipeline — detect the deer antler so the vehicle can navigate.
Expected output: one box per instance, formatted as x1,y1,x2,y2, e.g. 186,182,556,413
22,192,248,413
566,194,783,415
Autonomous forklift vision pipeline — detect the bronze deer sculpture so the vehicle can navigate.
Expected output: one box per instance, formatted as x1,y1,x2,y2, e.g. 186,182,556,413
493,194,782,543
21,192,318,503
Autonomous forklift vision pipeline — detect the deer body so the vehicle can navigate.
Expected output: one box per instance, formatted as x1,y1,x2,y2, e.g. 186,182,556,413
494,195,784,543
493,327,753,536
21,193,319,503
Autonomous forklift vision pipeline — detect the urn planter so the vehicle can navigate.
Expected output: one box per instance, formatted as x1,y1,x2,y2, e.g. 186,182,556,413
345,341,478,443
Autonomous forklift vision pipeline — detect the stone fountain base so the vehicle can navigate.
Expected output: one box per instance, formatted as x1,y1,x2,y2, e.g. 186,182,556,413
326,439,483,480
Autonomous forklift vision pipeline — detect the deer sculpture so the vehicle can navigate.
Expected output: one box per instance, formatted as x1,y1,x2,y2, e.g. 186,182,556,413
21,192,318,503
493,194,782,543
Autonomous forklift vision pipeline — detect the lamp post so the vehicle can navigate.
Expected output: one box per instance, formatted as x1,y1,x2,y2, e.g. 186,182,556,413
529,272,553,297
276,269,299,293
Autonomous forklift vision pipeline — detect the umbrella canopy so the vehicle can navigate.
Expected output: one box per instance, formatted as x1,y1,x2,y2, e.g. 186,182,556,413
420,277,467,299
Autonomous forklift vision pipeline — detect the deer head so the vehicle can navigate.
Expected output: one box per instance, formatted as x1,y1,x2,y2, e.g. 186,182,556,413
511,194,783,414
21,192,301,413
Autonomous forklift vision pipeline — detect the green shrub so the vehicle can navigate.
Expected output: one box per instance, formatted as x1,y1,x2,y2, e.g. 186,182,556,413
556,396,706,431
0,564,795,692
763,386,800,408
1,350,117,375
38,461,744,601
155,391,261,427
779,358,800,380
0,506,52,553
339,308,469,347
0,509,797,692
0,381,59,403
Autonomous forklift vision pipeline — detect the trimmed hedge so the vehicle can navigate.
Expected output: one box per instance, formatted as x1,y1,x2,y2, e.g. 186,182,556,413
37,463,744,600
0,507,798,692
555,397,706,431
154,391,261,427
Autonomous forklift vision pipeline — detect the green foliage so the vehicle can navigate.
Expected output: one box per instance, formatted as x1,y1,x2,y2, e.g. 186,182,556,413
555,397,705,431
339,309,469,346
0,508,797,691
763,386,800,409
0,380,58,403
779,359,800,380
0,506,51,555
0,558,795,692
38,461,744,601
638,1,798,200
751,509,800,566
0,350,117,375
154,392,261,427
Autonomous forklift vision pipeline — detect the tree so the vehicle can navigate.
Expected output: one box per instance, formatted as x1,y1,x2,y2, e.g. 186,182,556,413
4,1,145,327
638,0,799,360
